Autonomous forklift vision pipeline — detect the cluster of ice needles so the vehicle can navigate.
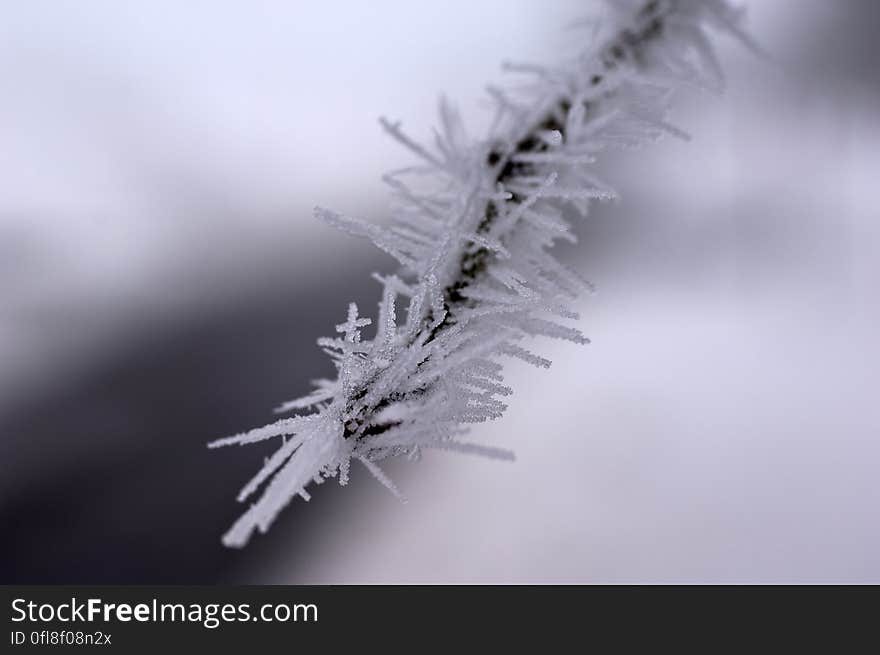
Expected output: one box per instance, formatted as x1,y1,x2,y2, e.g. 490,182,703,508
210,0,753,547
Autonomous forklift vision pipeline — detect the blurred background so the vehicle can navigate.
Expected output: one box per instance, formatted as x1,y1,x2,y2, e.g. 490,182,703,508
1,0,878,583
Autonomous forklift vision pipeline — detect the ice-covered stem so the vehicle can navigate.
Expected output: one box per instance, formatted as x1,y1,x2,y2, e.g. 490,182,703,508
210,0,751,548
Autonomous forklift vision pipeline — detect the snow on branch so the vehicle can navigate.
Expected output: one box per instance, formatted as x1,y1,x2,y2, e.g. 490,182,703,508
210,0,752,548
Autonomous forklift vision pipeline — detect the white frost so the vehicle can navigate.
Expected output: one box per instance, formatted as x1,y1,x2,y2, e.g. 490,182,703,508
211,0,749,547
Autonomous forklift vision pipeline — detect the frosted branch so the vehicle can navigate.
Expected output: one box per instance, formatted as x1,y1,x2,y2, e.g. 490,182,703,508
210,0,751,547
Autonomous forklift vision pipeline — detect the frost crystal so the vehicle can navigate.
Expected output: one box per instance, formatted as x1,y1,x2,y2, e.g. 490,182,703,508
210,0,751,547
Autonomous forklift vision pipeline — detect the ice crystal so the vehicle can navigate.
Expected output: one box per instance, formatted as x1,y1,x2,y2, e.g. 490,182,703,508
210,0,751,547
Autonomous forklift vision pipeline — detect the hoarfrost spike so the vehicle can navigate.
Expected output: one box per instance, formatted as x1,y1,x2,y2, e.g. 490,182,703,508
211,0,751,547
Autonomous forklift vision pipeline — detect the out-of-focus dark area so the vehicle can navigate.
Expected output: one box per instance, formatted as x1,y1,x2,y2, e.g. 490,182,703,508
2,1,879,583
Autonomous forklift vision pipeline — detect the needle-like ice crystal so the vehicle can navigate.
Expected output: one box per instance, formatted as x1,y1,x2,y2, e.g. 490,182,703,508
210,0,753,548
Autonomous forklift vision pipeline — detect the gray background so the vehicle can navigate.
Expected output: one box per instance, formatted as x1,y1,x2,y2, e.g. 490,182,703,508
2,1,878,582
